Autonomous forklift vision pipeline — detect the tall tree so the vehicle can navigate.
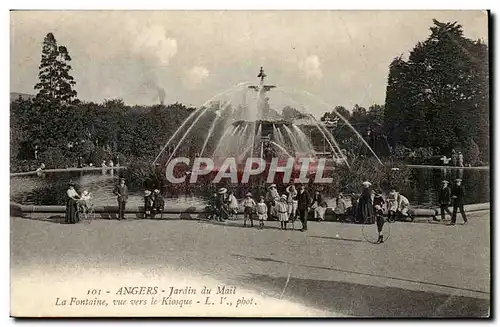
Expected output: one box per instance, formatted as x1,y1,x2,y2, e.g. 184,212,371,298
34,33,78,104
384,20,489,161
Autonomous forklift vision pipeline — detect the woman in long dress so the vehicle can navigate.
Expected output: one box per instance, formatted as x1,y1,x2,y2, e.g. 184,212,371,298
356,181,374,224
275,195,289,230
65,183,80,224
286,184,298,227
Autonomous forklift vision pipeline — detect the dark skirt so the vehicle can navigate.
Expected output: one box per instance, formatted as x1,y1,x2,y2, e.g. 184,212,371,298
65,198,79,224
356,198,374,224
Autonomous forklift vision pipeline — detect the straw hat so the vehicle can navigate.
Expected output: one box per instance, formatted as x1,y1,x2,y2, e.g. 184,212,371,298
441,180,449,184
144,190,152,196
281,194,287,200
154,189,160,194
455,178,462,182
245,192,252,197
362,181,372,187
218,187,227,194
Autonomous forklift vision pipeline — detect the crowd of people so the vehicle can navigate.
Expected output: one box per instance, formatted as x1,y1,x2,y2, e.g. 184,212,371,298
64,175,468,235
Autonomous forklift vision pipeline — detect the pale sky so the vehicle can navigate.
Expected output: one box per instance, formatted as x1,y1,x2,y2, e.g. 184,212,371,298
10,10,488,115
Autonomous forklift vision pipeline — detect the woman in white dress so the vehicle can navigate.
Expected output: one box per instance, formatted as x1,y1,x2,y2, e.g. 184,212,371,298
227,190,239,219
286,184,298,227
256,196,268,229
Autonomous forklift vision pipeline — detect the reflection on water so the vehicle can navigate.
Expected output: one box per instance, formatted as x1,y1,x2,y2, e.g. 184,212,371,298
10,167,489,208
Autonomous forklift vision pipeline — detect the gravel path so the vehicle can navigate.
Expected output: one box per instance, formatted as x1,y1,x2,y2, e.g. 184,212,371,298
10,211,490,317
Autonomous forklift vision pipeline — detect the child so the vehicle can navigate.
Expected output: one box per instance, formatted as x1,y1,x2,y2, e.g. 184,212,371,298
242,192,256,227
144,190,154,219
80,190,92,212
373,189,385,214
386,188,398,222
286,184,298,228
152,189,164,218
335,193,347,222
276,194,290,230
227,190,239,219
256,196,268,229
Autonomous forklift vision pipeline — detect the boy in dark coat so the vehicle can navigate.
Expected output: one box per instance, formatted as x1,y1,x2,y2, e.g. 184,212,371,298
438,180,452,221
296,185,311,231
450,179,468,225
113,178,128,220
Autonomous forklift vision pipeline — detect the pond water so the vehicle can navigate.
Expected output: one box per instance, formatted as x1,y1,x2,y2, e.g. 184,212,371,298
10,167,489,209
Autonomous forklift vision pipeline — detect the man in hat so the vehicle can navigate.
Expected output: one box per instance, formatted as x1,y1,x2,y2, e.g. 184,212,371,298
438,180,452,221
296,185,311,231
450,178,467,225
113,178,128,220
216,188,228,221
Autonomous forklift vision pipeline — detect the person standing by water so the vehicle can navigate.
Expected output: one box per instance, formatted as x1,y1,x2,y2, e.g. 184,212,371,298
438,180,452,222
216,188,228,221
265,184,280,220
311,189,327,221
296,185,311,232
286,184,298,228
227,190,239,219
144,190,154,219
276,195,290,230
113,178,128,220
356,181,374,224
65,182,80,224
451,150,458,167
256,196,268,229
152,189,165,218
450,178,468,225
334,193,347,222
372,189,386,243
242,192,256,227
458,152,464,167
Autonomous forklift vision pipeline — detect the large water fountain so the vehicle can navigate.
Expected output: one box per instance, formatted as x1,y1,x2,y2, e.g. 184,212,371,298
9,67,490,207
153,67,383,180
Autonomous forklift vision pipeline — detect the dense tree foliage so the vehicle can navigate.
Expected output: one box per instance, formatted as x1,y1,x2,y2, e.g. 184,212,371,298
384,20,489,163
11,21,489,173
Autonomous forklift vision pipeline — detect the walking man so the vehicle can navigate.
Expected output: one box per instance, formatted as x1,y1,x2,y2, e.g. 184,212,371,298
296,185,311,232
113,178,128,220
438,180,452,221
450,178,468,225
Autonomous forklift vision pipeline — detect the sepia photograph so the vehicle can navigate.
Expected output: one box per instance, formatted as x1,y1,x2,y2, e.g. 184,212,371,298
9,9,490,318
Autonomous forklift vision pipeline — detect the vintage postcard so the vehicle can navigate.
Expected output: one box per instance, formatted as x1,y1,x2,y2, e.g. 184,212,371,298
9,10,490,317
